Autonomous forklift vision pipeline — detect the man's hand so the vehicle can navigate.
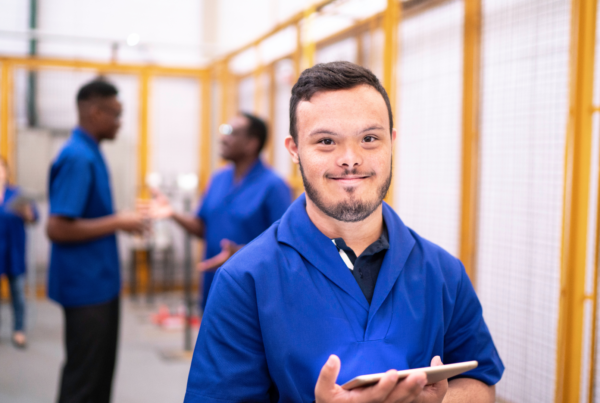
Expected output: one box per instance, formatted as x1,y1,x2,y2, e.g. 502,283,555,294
148,188,174,219
315,355,427,403
116,211,147,234
197,239,240,272
14,204,36,223
412,357,448,403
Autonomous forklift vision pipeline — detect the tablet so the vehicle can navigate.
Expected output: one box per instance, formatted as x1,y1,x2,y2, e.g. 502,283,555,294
341,360,478,390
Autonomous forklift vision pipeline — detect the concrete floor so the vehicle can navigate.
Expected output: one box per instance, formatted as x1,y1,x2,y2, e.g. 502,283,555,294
0,295,197,403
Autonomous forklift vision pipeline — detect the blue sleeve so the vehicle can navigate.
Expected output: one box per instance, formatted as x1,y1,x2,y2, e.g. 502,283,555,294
264,180,291,225
185,269,272,403
49,156,93,218
443,265,504,385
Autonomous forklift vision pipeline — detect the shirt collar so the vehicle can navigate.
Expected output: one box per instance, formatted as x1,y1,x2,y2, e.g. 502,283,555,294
277,193,415,317
332,222,390,261
72,127,100,149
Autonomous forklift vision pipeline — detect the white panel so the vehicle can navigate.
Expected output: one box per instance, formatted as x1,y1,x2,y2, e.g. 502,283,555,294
316,37,358,64
238,76,255,114
36,70,98,130
150,77,200,180
394,0,463,257
0,0,29,55
273,59,293,179
36,0,203,65
476,0,570,401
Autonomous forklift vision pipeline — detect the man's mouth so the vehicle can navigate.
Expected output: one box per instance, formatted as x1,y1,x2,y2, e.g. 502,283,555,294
327,174,372,185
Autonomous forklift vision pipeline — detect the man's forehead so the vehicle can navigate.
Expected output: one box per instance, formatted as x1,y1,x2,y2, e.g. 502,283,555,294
296,86,389,131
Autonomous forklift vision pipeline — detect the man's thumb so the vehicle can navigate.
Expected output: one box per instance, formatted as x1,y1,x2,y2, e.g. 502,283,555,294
315,355,341,400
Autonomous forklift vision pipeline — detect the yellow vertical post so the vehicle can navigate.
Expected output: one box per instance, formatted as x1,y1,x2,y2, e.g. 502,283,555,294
0,62,14,176
254,64,263,117
382,0,400,206
459,0,482,282
0,62,10,301
200,72,211,192
555,0,598,401
138,69,150,199
288,22,305,196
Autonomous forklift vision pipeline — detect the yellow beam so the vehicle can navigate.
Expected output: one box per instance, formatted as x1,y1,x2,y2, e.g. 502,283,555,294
459,0,482,282
200,73,211,192
0,63,10,162
0,55,208,77
138,70,150,199
219,0,337,63
382,0,400,207
556,0,598,401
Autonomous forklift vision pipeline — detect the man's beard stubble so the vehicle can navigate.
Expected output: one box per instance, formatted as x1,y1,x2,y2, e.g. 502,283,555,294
299,159,392,223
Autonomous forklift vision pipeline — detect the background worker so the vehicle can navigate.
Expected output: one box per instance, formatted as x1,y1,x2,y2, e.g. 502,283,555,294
47,79,146,403
0,157,38,349
150,112,291,311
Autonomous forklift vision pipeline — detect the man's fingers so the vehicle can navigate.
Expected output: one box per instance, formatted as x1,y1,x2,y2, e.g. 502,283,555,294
314,355,341,402
430,356,443,367
197,251,229,271
384,371,426,403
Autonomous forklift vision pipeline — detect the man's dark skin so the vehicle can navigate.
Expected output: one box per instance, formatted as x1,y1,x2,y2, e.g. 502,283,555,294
47,95,146,243
149,114,261,271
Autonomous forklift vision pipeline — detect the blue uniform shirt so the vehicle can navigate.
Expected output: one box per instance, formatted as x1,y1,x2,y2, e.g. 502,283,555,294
185,194,504,403
196,159,291,309
47,127,120,307
0,186,37,277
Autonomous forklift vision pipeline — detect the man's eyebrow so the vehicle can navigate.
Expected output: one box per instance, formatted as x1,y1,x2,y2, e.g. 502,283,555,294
360,124,386,133
308,128,338,137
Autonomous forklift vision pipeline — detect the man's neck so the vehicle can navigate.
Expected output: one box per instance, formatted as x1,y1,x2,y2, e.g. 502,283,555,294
305,196,384,257
233,155,259,182
78,123,102,143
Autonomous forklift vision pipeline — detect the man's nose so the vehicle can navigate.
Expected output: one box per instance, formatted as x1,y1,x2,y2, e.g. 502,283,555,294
336,143,363,168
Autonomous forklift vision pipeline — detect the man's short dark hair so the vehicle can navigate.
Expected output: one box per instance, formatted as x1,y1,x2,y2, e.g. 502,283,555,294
289,61,393,143
77,79,118,103
241,112,268,154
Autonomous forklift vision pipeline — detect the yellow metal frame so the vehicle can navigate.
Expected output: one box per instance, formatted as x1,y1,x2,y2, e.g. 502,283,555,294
556,0,598,401
0,56,210,199
459,0,482,283
382,0,400,207
0,62,12,169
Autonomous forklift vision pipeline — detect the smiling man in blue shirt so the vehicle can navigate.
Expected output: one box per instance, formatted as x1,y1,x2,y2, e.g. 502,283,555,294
150,112,291,311
47,79,146,403
184,62,504,403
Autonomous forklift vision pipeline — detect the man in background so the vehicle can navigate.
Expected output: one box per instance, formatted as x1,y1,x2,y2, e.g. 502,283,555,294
47,79,146,403
150,112,291,311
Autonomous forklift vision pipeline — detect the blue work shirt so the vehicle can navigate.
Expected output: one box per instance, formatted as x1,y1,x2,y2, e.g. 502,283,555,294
196,159,291,309
0,186,37,277
47,127,120,307
185,194,504,403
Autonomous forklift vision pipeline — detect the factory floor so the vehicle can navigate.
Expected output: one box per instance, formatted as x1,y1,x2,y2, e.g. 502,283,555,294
0,294,197,403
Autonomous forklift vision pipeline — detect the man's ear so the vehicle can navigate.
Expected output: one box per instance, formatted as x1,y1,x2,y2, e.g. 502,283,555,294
284,136,300,164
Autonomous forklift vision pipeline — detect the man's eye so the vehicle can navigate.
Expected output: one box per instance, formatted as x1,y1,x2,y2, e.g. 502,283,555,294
363,135,376,143
319,138,334,145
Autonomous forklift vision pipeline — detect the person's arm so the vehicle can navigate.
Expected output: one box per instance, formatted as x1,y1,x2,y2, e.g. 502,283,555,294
171,211,204,238
443,378,494,403
149,188,204,238
47,212,146,243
